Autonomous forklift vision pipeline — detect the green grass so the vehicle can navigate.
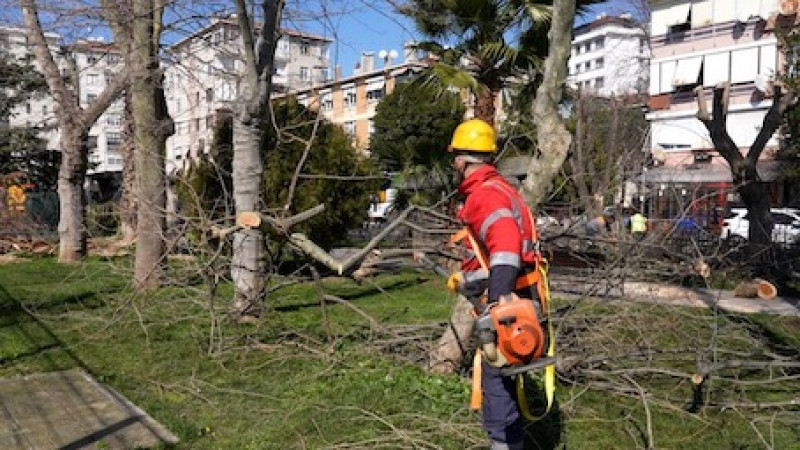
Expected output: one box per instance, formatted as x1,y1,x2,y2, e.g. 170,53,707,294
1,257,799,449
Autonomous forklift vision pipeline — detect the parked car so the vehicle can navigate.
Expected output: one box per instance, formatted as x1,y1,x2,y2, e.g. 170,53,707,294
721,207,800,246
535,211,560,231
367,188,397,225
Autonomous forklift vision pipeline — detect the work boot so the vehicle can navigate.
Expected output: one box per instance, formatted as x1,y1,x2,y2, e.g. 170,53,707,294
490,440,523,450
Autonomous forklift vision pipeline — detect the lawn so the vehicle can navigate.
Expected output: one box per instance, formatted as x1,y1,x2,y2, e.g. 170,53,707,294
1,257,798,449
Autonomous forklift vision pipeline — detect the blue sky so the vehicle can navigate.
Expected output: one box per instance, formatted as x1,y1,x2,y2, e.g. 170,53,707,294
292,0,643,78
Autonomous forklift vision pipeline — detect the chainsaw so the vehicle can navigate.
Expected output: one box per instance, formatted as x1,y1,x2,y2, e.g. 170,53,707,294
474,294,555,376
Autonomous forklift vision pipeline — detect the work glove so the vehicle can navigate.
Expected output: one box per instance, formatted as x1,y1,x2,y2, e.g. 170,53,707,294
446,271,465,292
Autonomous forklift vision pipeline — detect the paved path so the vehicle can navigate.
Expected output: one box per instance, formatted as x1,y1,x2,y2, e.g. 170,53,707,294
550,277,800,316
0,369,178,449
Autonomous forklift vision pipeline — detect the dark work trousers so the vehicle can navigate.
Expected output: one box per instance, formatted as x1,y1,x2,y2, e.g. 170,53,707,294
482,361,524,444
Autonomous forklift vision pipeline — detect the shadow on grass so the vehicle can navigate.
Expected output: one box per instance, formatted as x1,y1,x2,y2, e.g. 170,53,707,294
0,282,90,371
514,371,563,449
272,277,422,313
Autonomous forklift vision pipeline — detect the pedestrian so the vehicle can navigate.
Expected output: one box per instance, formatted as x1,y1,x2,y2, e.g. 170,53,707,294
631,210,647,240
585,212,614,243
444,118,541,450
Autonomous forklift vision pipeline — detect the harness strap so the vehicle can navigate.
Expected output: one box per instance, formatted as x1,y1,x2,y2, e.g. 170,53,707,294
517,262,556,422
470,350,483,411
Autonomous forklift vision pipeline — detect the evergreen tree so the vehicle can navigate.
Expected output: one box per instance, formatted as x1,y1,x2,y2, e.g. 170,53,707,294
0,49,54,189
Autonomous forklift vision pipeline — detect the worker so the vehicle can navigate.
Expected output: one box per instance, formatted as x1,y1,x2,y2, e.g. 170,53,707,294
446,118,539,450
630,210,647,240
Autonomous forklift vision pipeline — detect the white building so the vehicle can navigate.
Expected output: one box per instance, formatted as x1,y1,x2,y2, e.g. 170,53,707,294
164,16,332,174
1,26,61,155
643,0,796,219
1,28,126,197
646,0,785,172
567,14,649,96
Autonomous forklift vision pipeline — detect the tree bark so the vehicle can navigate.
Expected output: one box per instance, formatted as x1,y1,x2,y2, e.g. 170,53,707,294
428,295,476,373
120,88,137,243
522,0,576,205
131,0,170,289
230,0,284,317
56,131,89,262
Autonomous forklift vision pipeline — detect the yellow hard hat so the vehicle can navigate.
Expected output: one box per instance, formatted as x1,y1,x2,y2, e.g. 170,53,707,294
448,118,497,153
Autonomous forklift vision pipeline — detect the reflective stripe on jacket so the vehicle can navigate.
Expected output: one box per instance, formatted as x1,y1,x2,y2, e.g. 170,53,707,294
457,165,538,284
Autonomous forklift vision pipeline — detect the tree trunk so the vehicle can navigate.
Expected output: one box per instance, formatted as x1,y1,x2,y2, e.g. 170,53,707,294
474,86,497,125
231,119,265,315
57,132,88,262
131,0,168,289
522,0,576,205
229,0,283,318
428,295,475,373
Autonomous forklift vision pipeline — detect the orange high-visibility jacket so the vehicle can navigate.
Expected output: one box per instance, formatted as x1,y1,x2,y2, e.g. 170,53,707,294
456,165,539,301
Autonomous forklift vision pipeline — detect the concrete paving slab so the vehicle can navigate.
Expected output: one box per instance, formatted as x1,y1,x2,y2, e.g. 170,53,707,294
0,369,178,449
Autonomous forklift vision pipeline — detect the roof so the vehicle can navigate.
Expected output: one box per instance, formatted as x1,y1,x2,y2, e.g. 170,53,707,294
170,16,331,50
641,161,782,184
284,60,430,95
573,15,642,36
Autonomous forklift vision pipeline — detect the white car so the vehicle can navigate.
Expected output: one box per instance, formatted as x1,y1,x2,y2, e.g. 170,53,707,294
721,207,800,246
367,188,398,224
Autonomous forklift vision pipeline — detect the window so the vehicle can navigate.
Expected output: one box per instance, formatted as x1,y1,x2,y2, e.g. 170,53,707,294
789,45,800,78
595,57,604,69
86,73,100,85
297,94,309,107
366,77,384,102
106,114,122,127
220,57,234,72
300,41,310,55
344,121,356,136
86,94,97,104
320,91,333,110
343,84,356,107
87,54,97,64
368,119,375,136
206,88,214,102
667,4,692,34
595,77,604,88
25,103,31,114
107,54,121,65
595,37,604,50
195,92,200,105
42,105,47,116
299,66,309,81
106,132,122,145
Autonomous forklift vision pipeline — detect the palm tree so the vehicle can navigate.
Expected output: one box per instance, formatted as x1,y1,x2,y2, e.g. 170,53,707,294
401,0,599,124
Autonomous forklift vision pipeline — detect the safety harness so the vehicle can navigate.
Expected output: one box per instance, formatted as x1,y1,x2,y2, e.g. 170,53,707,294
451,180,556,422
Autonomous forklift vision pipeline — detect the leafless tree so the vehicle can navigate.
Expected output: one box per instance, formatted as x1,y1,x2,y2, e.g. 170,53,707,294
102,0,173,289
19,0,128,262
695,82,797,248
227,0,284,318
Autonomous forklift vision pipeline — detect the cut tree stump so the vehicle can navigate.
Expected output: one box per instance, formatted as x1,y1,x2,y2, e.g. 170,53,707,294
733,278,777,300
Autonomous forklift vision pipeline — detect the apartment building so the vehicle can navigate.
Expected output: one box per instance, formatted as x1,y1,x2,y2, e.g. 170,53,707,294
1,26,61,157
567,14,650,96
164,16,331,174
288,47,429,153
644,0,795,222
1,28,125,198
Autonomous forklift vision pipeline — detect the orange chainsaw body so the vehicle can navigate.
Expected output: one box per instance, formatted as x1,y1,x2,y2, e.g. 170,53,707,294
489,297,545,366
